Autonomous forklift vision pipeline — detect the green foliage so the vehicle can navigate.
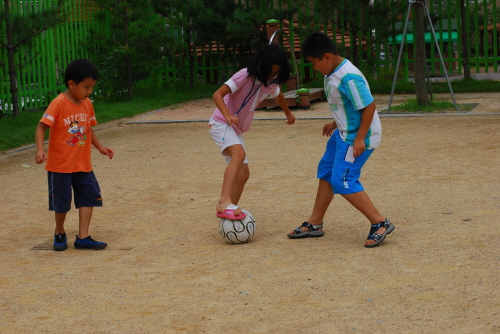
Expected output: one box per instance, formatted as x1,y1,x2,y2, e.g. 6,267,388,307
226,7,268,55
153,0,237,88
0,0,67,116
368,78,415,94
0,83,217,152
0,0,67,50
226,0,293,52
445,78,500,93
92,46,131,101
194,0,235,43
86,0,174,100
295,0,406,66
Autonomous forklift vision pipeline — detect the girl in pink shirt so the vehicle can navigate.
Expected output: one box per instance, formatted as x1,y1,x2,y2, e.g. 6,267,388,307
209,43,296,219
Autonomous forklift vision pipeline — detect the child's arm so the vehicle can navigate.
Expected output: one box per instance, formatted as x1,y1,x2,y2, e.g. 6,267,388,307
90,128,114,159
353,101,377,157
322,121,337,137
35,123,49,164
273,92,296,125
212,84,240,126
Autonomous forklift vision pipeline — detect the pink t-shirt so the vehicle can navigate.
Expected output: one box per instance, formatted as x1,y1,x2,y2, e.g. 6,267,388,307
211,68,280,135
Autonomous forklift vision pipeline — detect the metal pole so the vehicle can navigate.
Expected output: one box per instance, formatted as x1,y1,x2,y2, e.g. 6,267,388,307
270,30,300,89
387,2,413,113
423,3,458,110
424,53,433,102
388,0,458,112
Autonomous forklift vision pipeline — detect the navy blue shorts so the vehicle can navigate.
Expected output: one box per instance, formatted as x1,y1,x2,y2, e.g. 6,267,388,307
48,171,102,213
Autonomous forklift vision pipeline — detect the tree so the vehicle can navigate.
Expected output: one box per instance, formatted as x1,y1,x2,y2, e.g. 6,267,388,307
296,0,405,68
153,0,236,88
226,0,295,56
413,1,430,106
0,0,66,117
90,0,173,100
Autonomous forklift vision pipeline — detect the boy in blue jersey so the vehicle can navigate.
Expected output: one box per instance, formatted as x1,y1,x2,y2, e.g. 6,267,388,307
287,32,394,247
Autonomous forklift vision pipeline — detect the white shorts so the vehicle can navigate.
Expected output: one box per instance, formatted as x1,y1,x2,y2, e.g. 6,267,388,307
208,117,248,164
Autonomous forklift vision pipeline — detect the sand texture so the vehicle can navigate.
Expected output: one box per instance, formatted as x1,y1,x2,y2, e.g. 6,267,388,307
1,93,499,333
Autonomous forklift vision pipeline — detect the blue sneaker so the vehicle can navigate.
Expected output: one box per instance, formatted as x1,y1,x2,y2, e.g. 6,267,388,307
53,233,68,251
74,235,107,250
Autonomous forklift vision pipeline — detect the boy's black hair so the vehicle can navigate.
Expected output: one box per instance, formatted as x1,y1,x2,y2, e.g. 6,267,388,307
64,59,99,87
247,43,291,87
301,32,338,60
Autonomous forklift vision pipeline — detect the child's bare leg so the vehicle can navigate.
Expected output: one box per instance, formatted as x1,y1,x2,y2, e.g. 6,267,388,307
290,178,334,234
55,212,67,234
78,207,93,238
341,191,386,246
230,163,250,206
216,144,246,215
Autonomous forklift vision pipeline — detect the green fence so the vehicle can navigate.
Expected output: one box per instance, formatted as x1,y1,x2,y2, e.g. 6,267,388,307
1,0,499,114
377,0,499,82
0,0,100,112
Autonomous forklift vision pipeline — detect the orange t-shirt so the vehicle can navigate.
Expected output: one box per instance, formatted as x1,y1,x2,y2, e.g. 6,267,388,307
40,94,97,173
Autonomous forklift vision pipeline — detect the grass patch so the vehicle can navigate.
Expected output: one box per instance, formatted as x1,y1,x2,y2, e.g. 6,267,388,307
389,98,474,113
0,111,47,152
0,83,218,152
93,83,218,123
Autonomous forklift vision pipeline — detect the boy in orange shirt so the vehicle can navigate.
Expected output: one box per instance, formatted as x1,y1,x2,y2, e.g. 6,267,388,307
35,59,114,251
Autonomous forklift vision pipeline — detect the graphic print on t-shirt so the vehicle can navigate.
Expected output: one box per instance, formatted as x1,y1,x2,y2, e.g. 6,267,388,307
65,121,88,146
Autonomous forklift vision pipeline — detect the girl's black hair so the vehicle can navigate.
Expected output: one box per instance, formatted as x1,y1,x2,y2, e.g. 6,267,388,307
64,59,99,87
247,43,291,87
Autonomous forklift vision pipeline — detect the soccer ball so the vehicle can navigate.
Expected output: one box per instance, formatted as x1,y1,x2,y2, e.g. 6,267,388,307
219,209,256,244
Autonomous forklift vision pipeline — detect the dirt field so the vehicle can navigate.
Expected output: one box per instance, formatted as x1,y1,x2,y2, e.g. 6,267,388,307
1,93,500,333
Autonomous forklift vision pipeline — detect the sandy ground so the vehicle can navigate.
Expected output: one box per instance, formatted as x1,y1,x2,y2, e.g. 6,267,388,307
1,93,500,333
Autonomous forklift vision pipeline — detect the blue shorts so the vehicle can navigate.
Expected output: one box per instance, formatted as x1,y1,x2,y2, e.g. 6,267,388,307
48,171,102,213
317,129,373,195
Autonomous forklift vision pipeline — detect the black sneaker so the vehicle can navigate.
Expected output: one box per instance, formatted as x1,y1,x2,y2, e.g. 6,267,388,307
74,235,107,250
53,233,68,251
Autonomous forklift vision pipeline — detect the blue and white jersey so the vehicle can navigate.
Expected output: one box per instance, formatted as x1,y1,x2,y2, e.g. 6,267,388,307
324,59,382,149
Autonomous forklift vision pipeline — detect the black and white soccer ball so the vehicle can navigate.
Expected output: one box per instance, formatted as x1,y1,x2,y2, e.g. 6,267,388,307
219,209,256,244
